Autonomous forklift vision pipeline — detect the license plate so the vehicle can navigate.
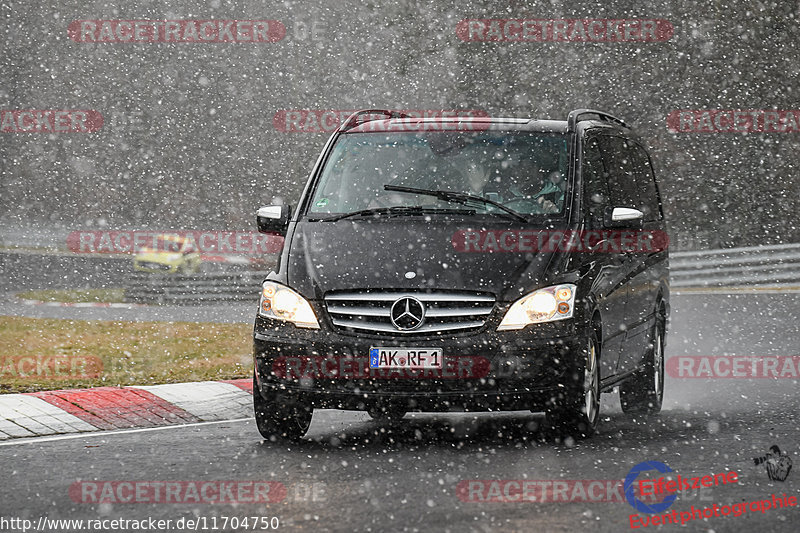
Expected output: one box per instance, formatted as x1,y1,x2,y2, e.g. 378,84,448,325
369,347,443,369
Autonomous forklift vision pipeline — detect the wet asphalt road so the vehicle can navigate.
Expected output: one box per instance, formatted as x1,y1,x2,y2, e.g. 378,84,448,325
0,292,257,324
1,292,799,532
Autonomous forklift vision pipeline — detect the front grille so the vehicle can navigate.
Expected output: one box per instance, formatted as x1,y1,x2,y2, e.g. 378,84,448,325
324,290,495,335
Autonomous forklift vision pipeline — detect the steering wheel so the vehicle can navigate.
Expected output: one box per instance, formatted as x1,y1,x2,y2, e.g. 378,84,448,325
504,196,561,214
501,197,539,211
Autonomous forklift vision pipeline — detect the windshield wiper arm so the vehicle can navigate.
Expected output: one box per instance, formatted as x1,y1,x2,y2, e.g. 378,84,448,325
320,205,473,222
384,185,528,223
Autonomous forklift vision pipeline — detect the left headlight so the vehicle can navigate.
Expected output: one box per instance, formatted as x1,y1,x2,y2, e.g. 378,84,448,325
258,281,320,329
497,284,576,331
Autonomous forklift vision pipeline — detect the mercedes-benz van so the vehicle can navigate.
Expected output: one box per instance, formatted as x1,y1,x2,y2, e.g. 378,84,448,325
252,109,669,440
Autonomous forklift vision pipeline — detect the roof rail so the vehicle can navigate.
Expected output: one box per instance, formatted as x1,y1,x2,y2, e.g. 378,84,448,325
339,109,412,132
567,108,627,132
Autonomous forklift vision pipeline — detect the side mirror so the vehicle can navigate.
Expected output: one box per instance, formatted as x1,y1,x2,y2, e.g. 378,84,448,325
604,206,643,228
257,205,291,235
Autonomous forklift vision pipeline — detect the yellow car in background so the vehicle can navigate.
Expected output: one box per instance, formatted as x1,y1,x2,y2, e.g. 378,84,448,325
133,234,202,274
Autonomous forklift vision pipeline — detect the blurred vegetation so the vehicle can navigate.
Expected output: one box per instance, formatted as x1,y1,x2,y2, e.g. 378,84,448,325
0,316,251,393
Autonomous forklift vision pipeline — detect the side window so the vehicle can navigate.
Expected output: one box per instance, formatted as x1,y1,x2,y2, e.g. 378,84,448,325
598,135,638,208
598,135,661,221
582,135,608,228
629,143,662,222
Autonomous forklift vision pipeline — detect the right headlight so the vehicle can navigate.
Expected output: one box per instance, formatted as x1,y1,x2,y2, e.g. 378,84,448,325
497,284,576,331
258,281,320,329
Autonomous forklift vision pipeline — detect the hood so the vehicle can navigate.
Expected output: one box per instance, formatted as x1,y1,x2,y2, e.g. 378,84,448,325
286,218,562,301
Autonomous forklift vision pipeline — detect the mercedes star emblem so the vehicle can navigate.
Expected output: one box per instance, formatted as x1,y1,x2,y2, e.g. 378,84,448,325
390,297,425,331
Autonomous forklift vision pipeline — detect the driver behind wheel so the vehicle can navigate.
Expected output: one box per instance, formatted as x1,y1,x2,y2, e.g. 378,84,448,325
501,155,566,214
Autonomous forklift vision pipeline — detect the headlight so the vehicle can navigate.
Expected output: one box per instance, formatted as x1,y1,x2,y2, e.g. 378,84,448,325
258,281,320,329
497,284,576,330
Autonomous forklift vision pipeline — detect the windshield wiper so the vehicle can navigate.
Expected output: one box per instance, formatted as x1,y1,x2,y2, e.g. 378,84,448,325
319,205,474,222
383,185,528,223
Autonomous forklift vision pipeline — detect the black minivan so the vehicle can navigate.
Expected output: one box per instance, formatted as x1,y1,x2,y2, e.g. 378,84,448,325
253,109,669,440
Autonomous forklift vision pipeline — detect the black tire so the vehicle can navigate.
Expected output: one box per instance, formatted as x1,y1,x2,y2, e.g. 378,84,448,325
546,331,601,438
253,372,313,441
619,316,665,415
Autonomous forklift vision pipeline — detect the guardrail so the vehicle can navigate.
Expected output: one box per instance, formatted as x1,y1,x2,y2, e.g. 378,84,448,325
115,242,800,302
124,271,266,304
670,243,800,288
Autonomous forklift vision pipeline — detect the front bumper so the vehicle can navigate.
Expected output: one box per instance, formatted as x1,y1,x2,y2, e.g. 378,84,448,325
253,314,590,412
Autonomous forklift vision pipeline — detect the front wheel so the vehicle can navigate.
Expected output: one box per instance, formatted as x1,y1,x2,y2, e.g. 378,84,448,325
253,372,313,441
619,317,665,415
546,331,601,439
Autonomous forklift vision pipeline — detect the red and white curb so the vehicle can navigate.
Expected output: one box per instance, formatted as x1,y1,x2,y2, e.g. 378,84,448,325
0,379,253,440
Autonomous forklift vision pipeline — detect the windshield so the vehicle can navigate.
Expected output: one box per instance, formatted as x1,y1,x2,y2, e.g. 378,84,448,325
308,131,569,217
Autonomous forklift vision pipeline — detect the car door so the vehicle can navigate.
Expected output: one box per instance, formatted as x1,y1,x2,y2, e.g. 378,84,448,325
581,133,627,380
597,135,658,374
615,140,665,372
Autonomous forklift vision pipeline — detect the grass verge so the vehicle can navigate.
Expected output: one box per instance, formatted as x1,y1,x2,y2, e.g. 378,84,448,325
0,316,251,394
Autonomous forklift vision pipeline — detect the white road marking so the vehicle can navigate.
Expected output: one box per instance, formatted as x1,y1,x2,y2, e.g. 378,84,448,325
674,286,800,295
0,417,253,447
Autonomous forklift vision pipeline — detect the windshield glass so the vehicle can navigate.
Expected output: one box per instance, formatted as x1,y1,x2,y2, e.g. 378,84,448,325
308,131,569,217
